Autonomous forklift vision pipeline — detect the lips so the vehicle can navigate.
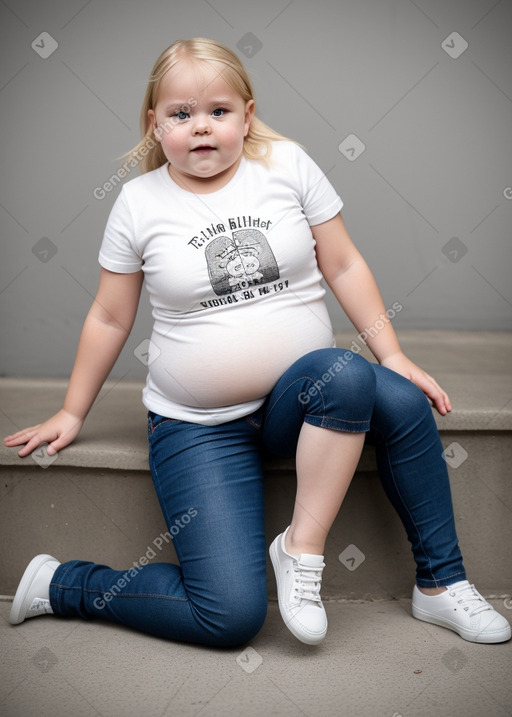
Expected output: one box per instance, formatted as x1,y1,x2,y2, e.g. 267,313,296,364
192,145,215,153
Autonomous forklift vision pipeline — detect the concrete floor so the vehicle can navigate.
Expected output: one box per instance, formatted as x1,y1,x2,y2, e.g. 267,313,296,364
1,598,511,717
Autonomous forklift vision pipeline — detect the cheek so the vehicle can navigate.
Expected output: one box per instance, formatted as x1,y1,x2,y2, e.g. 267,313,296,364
224,127,246,152
160,128,186,155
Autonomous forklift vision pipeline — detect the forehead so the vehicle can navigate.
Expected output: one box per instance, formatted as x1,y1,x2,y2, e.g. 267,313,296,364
157,59,238,103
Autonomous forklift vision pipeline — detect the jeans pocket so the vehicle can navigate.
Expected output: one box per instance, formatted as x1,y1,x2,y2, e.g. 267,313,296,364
245,406,263,431
148,411,181,433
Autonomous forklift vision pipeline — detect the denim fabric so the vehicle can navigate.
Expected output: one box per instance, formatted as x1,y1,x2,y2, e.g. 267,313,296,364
50,348,465,646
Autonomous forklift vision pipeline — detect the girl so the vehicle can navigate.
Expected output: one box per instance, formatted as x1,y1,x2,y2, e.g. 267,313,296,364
5,38,510,647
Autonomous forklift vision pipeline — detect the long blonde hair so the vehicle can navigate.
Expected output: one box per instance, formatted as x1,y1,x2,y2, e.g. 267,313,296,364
124,38,292,174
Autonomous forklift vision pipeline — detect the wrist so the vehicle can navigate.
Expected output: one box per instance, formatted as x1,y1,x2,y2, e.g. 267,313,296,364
379,350,405,365
61,405,87,423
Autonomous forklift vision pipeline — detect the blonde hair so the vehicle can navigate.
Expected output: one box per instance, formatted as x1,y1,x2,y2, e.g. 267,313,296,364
124,37,292,174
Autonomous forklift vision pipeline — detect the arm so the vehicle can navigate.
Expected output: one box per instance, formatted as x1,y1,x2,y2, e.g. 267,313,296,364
4,268,144,456
312,213,451,415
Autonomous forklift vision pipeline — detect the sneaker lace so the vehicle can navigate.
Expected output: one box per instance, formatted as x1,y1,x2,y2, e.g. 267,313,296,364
292,561,324,603
449,582,492,616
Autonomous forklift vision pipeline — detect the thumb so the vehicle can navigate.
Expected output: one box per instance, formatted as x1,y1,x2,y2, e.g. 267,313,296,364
47,421,82,454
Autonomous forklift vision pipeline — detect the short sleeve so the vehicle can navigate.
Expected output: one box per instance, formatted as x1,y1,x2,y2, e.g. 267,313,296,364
98,188,143,273
292,144,343,226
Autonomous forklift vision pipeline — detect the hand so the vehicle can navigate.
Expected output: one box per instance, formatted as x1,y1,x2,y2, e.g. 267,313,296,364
4,409,85,457
379,352,452,416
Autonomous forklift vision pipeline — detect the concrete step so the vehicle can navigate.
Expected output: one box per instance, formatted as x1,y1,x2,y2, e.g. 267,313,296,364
1,331,511,599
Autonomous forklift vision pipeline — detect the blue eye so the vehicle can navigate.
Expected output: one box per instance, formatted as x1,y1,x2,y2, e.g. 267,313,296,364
212,108,225,117
173,111,189,120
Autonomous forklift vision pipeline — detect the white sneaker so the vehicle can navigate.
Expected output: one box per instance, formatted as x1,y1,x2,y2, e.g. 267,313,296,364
412,580,511,643
10,554,60,625
269,527,327,645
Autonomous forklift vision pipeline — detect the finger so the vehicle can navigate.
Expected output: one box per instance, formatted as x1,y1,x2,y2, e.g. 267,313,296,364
47,436,70,455
4,426,41,446
431,388,450,416
426,377,451,415
17,433,51,457
414,375,448,416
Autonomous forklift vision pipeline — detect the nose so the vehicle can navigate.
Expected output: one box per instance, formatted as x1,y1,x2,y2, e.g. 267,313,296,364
193,114,211,135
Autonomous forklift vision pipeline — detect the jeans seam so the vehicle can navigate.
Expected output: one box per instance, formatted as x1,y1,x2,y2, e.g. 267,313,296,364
265,375,326,424
318,416,369,426
149,417,178,435
245,416,261,430
418,570,466,587
267,376,370,431
54,584,189,603
148,426,193,543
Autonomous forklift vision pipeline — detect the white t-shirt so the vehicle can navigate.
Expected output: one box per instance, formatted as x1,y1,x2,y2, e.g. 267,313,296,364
99,141,343,424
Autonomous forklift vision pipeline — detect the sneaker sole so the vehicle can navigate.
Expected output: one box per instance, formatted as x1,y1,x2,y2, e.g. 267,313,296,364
269,538,327,645
412,603,512,643
10,554,57,625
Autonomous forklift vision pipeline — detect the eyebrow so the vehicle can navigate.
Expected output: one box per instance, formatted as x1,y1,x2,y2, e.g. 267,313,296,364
164,102,192,113
207,98,236,106
163,98,236,112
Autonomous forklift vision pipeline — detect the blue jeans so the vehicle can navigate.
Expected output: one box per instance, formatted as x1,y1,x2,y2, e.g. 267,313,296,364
49,349,465,647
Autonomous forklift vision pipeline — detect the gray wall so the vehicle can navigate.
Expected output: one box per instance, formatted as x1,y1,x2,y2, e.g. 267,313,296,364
1,0,511,378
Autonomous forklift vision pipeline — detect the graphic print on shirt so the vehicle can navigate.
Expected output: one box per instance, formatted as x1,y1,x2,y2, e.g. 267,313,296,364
205,229,280,296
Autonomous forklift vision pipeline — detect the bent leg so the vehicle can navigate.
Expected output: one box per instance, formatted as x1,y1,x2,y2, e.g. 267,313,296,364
262,349,375,554
50,414,267,646
368,364,466,588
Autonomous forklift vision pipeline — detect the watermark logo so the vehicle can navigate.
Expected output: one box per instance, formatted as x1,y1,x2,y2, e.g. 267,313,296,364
442,442,468,469
442,237,468,263
338,134,366,162
236,33,263,59
134,339,161,367
32,237,58,264
32,443,58,469
31,32,58,59
441,32,468,60
442,647,468,673
32,646,58,673
236,646,263,673
339,544,366,571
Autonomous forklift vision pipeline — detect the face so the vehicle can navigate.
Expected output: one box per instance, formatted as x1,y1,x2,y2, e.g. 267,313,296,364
148,59,255,193
226,253,260,279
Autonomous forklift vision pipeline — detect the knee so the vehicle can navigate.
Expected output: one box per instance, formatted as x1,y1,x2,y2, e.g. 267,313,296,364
204,593,268,647
395,375,432,416
374,365,436,434
336,351,377,389
300,349,376,415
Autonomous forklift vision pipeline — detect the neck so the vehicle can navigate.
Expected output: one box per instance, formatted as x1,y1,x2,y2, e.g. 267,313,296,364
168,155,243,194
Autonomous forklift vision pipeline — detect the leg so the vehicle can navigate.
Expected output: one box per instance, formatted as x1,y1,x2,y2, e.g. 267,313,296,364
262,348,376,643
263,348,375,555
287,424,365,556
367,364,510,643
367,364,465,588
47,413,267,647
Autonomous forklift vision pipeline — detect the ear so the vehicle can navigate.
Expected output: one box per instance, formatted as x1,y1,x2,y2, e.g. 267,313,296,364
243,100,255,137
147,109,161,142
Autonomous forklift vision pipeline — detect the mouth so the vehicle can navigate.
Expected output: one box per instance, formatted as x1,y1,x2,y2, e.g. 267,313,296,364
191,145,215,154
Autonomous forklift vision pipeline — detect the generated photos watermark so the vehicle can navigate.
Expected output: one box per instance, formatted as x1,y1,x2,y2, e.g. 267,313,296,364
299,302,402,405
92,508,197,610
93,98,197,200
